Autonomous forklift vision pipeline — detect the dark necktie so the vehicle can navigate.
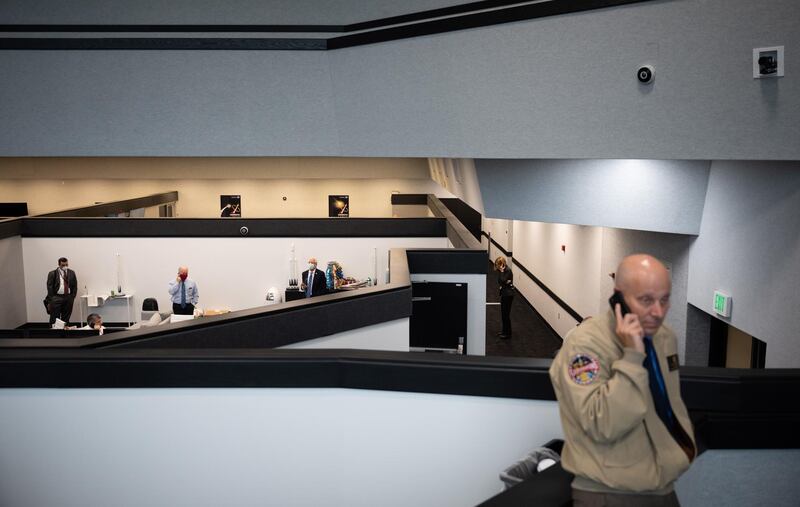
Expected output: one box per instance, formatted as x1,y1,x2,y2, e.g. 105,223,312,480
62,270,70,295
181,281,186,308
643,336,675,431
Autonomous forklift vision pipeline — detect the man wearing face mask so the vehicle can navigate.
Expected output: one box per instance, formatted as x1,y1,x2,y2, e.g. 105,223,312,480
168,266,199,315
46,257,78,326
301,257,327,298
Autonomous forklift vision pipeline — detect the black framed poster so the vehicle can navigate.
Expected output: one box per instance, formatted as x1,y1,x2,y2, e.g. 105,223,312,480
328,195,349,218
220,195,241,217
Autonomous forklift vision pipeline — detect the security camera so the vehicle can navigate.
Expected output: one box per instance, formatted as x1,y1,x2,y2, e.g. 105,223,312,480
637,65,655,84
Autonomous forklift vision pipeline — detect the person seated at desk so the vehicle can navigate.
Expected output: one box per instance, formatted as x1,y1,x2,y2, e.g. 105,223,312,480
168,266,199,315
80,313,105,335
301,257,327,298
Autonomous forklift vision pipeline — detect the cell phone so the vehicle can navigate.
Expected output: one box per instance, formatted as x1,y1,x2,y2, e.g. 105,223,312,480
609,290,631,316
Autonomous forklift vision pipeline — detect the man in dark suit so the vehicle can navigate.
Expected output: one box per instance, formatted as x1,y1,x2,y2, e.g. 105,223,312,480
46,257,78,326
301,257,327,298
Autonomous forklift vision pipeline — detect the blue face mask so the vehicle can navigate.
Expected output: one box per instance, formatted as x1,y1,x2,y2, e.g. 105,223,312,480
309,264,316,271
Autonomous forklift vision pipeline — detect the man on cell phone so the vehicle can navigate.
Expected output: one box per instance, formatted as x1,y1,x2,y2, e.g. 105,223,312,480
549,254,695,507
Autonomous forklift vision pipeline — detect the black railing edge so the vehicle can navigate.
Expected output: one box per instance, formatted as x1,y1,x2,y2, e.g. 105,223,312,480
17,216,447,237
427,195,483,250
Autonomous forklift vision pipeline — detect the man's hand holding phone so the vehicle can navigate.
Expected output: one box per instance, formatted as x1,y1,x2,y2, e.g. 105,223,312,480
614,301,646,354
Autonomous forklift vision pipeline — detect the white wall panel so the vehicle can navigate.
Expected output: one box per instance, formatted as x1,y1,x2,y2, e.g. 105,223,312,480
0,388,562,507
513,220,603,321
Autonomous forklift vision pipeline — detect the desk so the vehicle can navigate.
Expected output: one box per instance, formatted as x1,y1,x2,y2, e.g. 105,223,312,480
80,293,135,327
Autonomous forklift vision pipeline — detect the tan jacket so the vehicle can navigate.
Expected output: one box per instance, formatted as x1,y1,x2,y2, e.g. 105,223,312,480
549,310,696,494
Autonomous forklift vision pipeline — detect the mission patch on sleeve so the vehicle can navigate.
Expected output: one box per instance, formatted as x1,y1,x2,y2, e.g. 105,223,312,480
569,354,600,385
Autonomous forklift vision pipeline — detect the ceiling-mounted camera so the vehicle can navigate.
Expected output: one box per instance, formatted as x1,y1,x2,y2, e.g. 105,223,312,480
637,65,655,84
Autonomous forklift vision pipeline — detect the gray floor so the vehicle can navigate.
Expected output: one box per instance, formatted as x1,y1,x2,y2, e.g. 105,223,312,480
676,448,800,506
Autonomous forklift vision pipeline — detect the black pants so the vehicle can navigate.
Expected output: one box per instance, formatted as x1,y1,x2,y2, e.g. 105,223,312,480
173,303,195,316
48,295,75,325
500,294,514,336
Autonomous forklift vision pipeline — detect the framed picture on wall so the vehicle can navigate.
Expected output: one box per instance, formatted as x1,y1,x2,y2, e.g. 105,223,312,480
328,195,349,218
220,195,241,217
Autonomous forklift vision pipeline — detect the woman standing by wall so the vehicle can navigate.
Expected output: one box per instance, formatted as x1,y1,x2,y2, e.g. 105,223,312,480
495,256,515,339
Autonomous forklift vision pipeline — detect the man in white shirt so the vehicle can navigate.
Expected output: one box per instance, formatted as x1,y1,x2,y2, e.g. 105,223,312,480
168,266,199,315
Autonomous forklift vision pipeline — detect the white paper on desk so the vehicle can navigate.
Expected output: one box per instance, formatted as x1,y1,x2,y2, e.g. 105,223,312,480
52,318,65,329
170,314,194,323
86,295,98,307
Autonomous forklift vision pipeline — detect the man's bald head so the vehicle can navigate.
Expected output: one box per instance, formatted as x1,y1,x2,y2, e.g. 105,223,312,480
615,254,670,293
614,254,672,336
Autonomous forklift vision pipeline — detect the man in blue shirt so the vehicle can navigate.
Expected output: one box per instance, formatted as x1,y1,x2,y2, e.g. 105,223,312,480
168,266,199,316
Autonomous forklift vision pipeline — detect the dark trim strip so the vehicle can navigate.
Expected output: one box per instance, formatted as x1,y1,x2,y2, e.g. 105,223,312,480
328,0,655,49
0,24,343,33
18,217,446,238
0,38,328,51
391,194,428,205
1,0,657,51
440,198,481,242
347,0,524,32
38,191,178,217
482,231,512,257
407,249,487,275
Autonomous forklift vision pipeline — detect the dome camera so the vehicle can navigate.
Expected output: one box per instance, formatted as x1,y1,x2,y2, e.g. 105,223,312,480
637,65,655,84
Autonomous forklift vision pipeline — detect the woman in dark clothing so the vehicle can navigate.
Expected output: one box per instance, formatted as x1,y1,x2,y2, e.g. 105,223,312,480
495,256,515,339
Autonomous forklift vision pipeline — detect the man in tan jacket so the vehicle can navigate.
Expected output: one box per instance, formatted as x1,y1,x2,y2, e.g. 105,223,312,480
550,254,696,506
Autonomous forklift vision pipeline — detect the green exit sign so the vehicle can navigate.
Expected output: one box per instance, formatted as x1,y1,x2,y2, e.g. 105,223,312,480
713,291,731,317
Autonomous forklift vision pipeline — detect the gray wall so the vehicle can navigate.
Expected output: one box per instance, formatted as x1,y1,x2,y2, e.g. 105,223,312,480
2,0,799,158
0,235,27,328
476,159,710,234
687,161,800,368
676,449,800,507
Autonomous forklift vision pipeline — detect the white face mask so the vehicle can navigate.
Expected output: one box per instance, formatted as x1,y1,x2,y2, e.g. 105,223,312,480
309,263,316,271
